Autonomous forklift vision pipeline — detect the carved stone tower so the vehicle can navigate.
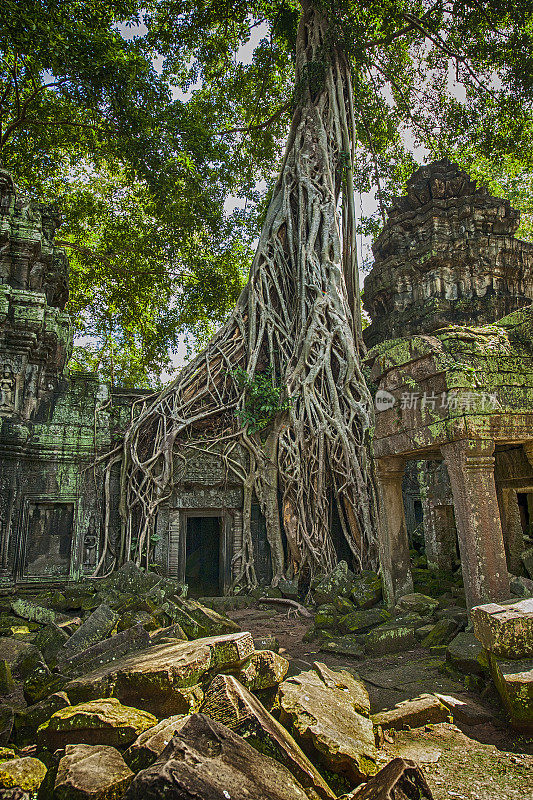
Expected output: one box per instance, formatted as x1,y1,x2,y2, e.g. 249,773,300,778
0,168,71,420
363,159,533,348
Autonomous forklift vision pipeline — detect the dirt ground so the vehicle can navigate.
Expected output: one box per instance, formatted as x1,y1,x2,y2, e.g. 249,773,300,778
227,607,533,800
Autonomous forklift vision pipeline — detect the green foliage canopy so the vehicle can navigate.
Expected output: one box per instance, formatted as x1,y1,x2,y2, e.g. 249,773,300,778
3,0,533,384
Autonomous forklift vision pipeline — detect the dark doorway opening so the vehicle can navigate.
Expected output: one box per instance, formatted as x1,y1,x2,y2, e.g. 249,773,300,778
517,492,531,534
23,502,73,579
185,516,221,596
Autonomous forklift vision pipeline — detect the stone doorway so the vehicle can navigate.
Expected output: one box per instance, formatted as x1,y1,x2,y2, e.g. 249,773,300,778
185,515,222,596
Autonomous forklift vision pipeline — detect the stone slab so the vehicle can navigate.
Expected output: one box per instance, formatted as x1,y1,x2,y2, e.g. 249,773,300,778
471,598,533,658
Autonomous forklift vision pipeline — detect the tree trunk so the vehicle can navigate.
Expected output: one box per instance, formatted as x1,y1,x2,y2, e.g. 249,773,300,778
102,0,380,583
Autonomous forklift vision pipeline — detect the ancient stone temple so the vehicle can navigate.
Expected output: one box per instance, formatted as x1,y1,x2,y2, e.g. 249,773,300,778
0,168,274,591
364,160,533,609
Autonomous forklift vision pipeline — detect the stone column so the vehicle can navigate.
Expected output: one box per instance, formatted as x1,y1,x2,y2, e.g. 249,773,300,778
497,488,525,575
375,457,414,605
441,439,510,609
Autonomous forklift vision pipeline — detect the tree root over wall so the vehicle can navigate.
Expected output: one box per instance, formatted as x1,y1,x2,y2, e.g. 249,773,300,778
101,1,380,587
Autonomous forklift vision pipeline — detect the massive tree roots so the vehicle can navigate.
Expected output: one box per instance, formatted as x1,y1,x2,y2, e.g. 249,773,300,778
101,2,380,586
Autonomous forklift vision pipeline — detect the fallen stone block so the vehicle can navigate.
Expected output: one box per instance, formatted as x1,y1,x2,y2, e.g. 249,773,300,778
371,694,451,731
0,640,42,680
446,631,489,676
489,653,533,733
313,562,355,606
350,571,382,610
37,697,157,750
23,662,68,704
233,650,289,691
58,623,151,677
434,693,493,727
31,623,69,666
149,623,187,645
421,618,458,648
319,635,365,658
340,608,391,634
65,632,254,717
10,598,66,626
54,743,133,799
313,661,370,717
364,621,417,656
124,715,187,771
278,667,377,783
58,604,120,659
471,598,533,658
338,757,433,800
0,757,47,795
13,691,70,746
397,594,438,616
201,674,335,799
124,713,310,800
315,604,339,630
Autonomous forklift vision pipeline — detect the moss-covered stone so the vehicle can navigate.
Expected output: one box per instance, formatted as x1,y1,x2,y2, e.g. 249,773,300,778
278,668,377,784
446,631,489,677
350,572,382,609
489,654,533,733
313,562,355,606
0,756,47,792
37,697,157,750
54,743,134,800
421,618,458,648
471,599,533,659
339,607,390,634
234,650,289,691
397,594,439,616
314,605,338,630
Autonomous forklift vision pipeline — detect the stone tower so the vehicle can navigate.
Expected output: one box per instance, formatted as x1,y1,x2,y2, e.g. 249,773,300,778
0,168,71,420
363,159,533,348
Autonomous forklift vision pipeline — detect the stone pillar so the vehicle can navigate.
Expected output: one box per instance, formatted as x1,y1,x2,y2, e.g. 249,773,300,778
497,488,525,575
419,460,457,570
441,439,510,609
424,504,457,571
375,457,414,605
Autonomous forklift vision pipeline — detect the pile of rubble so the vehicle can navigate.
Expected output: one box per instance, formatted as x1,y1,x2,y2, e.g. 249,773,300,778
0,563,435,799
306,561,469,661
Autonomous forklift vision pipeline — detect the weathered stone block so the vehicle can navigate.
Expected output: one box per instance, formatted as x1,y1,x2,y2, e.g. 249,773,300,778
421,618,458,648
201,675,335,799
65,633,254,717
340,607,390,634
313,562,355,605
58,604,120,659
60,623,151,678
0,757,47,794
364,621,417,656
446,631,489,676
124,715,187,772
37,697,157,750
54,744,134,800
489,653,533,733
319,636,365,658
31,623,70,666
234,650,289,691
278,667,377,783
522,547,533,579
471,598,533,658
372,694,451,731
397,594,438,616
124,714,311,800
13,691,70,746
350,571,382,609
